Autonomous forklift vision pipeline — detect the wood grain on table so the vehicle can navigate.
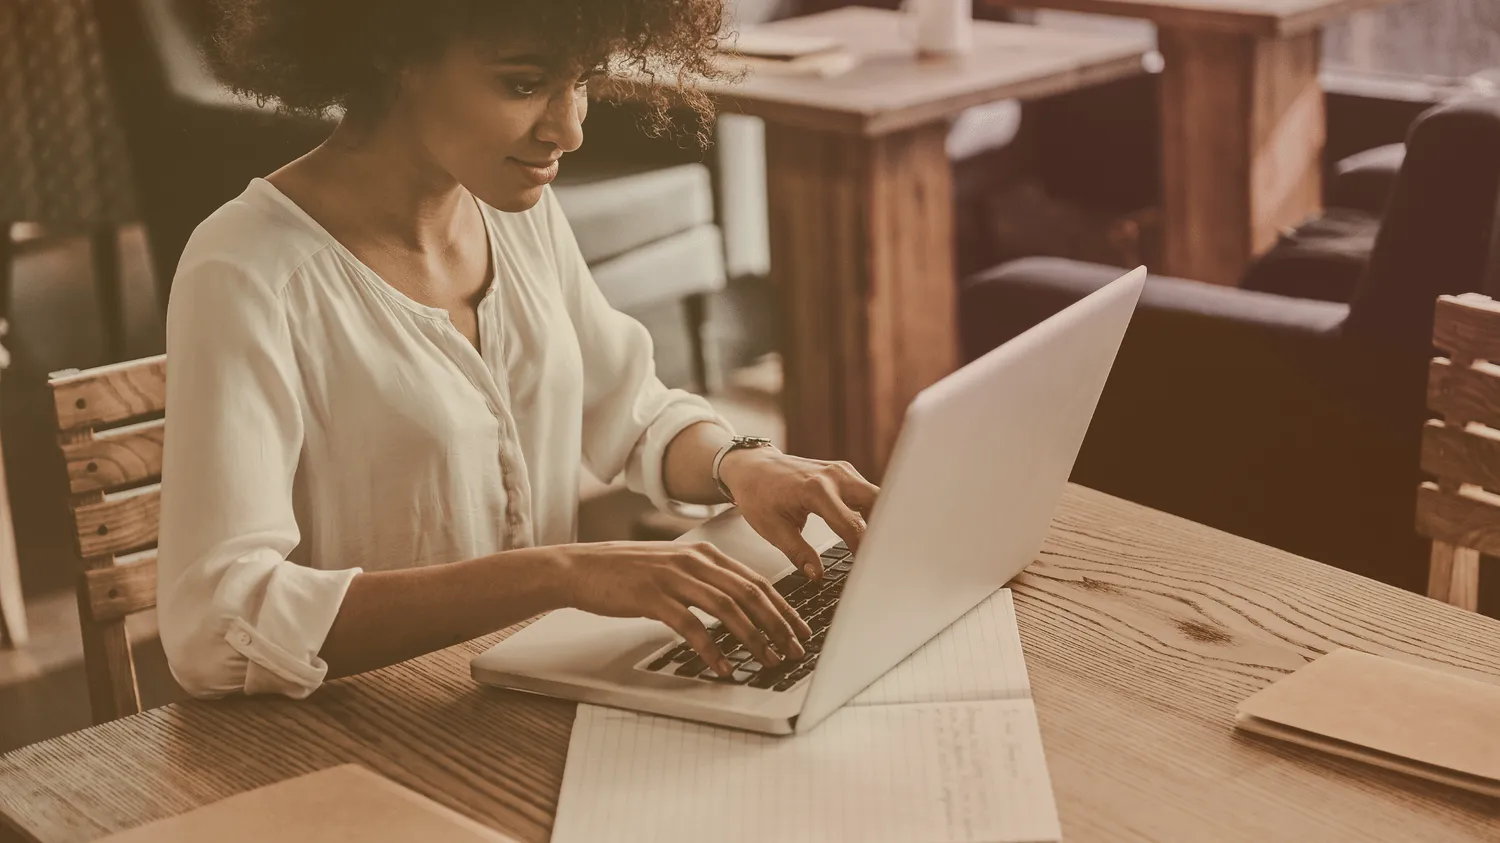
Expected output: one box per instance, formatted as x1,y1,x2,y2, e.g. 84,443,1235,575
2,486,1498,842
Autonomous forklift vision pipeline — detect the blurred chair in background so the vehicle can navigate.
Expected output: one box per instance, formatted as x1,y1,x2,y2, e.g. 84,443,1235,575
959,96,1500,610
0,0,152,646
1,0,138,365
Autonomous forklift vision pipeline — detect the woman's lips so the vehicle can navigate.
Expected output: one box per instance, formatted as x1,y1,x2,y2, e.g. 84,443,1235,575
510,157,559,186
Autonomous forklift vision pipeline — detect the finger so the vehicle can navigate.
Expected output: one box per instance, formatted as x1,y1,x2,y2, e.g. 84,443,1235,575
831,462,880,517
655,601,730,676
693,549,808,656
757,514,825,582
804,475,870,553
701,546,812,644
673,577,781,667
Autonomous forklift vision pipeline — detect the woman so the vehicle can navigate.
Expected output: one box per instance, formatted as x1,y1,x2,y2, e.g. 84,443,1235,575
157,0,878,700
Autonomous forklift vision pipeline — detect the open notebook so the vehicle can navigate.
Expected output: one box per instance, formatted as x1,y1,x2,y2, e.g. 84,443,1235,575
552,590,1063,843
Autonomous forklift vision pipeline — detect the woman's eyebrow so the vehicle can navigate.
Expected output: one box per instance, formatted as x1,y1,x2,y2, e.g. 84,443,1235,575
480,51,553,69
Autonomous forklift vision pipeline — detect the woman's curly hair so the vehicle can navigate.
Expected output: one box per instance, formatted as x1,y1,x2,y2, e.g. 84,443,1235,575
205,0,732,145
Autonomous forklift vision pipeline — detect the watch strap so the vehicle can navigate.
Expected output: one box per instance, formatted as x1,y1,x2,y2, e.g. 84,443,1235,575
711,436,774,504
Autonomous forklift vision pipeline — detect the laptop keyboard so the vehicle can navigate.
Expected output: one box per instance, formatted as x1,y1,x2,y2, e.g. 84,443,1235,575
635,541,855,692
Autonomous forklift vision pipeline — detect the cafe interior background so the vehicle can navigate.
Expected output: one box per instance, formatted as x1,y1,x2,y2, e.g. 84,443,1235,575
1,0,1499,752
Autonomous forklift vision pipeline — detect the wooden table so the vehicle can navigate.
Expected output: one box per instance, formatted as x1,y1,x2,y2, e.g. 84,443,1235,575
983,0,1400,287
4,486,1498,842
629,7,1150,476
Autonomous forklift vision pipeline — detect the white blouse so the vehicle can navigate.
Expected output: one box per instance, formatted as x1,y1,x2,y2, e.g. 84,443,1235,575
158,178,728,700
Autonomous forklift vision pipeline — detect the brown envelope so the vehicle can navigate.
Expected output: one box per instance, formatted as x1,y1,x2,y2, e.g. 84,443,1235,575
100,764,520,842
1235,648,1500,797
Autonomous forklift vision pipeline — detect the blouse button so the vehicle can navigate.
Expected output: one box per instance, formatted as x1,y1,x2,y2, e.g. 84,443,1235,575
233,630,252,646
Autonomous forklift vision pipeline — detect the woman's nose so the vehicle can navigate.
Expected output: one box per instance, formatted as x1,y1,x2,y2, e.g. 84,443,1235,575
536,90,585,153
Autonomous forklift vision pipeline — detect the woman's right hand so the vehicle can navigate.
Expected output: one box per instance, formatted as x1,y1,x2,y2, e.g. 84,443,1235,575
555,541,812,677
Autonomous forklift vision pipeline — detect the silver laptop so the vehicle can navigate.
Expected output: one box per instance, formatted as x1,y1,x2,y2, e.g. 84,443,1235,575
472,267,1146,735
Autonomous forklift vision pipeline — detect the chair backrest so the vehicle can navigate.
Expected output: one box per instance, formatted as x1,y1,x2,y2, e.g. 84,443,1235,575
1416,294,1500,611
1345,96,1500,357
48,355,167,723
91,0,327,291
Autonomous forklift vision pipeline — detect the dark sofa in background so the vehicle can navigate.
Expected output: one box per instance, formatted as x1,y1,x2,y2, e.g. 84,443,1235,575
960,96,1500,614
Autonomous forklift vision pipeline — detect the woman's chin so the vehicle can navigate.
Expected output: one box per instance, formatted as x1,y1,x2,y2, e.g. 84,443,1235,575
482,184,548,213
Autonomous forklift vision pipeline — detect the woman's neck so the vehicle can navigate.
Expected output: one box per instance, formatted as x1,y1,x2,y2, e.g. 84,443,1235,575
270,115,471,256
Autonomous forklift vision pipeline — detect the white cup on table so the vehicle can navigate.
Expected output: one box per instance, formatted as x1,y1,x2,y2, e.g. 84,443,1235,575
905,0,974,58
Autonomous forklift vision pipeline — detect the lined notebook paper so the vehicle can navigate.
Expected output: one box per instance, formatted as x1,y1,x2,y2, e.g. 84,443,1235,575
553,589,1061,843
850,589,1030,706
553,700,1062,843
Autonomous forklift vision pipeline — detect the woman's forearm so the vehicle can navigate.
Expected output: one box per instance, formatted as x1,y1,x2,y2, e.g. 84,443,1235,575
661,421,736,504
319,546,570,680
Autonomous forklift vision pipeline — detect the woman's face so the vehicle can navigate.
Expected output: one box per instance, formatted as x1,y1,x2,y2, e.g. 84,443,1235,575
393,37,593,212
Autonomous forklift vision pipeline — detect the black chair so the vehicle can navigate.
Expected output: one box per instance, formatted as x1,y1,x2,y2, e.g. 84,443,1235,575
91,0,330,306
959,96,1500,608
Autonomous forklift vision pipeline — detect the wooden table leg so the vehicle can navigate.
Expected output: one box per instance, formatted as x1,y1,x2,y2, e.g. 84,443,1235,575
0,426,26,648
1158,27,1326,287
764,121,959,479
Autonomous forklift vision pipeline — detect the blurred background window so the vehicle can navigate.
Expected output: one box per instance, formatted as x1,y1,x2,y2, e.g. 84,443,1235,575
1325,0,1500,83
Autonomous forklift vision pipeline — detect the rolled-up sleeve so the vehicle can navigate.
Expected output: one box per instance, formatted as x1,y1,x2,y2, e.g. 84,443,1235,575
158,257,359,700
541,188,732,515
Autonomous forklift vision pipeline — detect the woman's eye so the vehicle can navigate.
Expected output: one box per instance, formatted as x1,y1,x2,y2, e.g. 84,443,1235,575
506,78,544,97
576,66,606,90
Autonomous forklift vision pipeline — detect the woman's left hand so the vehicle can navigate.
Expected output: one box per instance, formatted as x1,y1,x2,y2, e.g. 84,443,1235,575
716,447,880,579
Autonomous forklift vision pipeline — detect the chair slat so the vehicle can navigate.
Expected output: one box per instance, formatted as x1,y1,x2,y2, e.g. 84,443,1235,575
1420,420,1500,491
1428,358,1500,429
61,419,165,494
50,355,166,431
1433,294,1500,362
72,485,160,559
82,553,158,623
1415,481,1500,555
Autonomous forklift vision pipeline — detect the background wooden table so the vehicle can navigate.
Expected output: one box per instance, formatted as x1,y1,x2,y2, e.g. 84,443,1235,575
621,7,1150,477
3,485,1498,842
981,0,1401,287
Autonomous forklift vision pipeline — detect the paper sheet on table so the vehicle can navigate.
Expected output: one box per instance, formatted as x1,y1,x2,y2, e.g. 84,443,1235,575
552,699,1062,843
849,588,1032,706
551,589,1059,843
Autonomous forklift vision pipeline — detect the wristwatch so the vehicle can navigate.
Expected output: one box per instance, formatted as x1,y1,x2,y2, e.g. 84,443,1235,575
711,436,776,504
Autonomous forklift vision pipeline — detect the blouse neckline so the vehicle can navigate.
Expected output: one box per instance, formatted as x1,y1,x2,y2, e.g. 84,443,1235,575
249,177,501,323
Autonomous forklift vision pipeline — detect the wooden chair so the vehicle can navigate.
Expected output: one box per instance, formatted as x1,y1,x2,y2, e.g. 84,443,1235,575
48,355,166,722
1416,293,1500,612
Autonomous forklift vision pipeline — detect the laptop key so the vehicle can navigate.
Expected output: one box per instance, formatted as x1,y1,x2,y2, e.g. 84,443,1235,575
773,676,802,691
731,668,756,683
675,657,710,678
646,653,676,671
773,574,809,596
748,672,783,689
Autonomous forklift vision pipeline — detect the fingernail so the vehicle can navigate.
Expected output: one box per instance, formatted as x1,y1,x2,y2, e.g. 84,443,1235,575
765,650,781,665
718,660,732,676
